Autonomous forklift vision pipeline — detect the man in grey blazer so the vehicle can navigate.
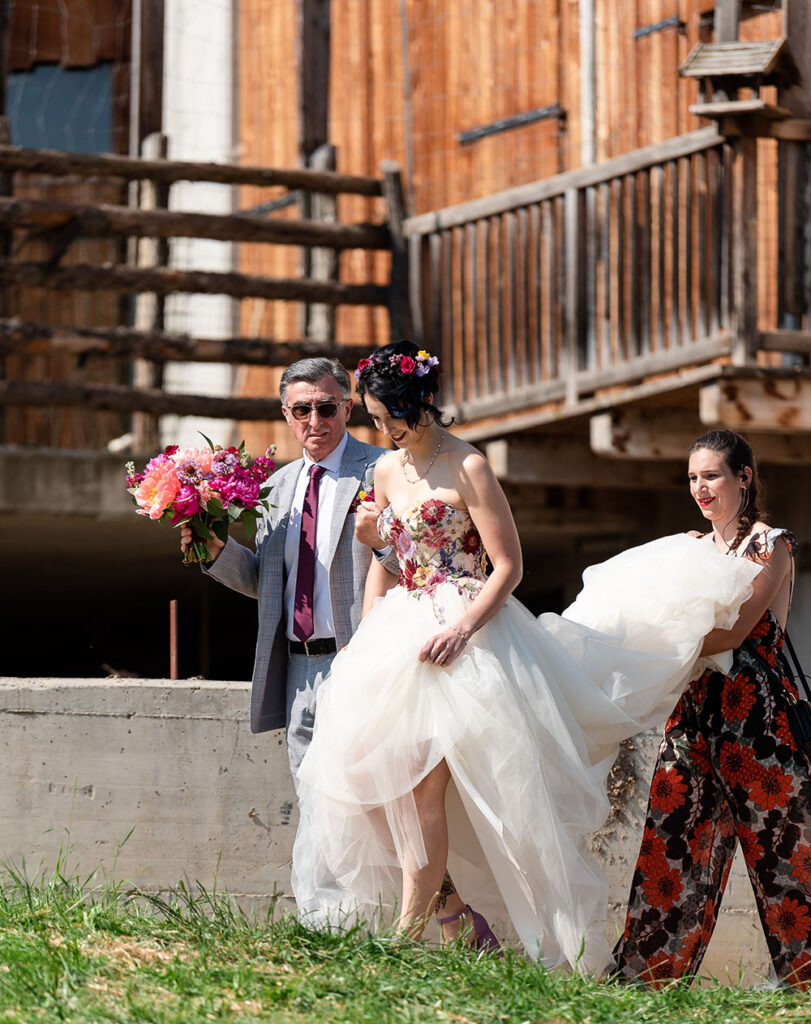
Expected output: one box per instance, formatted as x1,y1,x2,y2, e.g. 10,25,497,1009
191,357,396,776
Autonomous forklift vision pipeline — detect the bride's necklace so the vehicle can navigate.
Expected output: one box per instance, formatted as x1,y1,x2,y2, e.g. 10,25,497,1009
401,430,445,484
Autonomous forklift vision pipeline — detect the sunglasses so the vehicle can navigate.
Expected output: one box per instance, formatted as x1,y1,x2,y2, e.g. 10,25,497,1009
287,399,348,421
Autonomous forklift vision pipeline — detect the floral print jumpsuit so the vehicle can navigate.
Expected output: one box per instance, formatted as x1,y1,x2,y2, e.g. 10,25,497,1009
614,528,811,986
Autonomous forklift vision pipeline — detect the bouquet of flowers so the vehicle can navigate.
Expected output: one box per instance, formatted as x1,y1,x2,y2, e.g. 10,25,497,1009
125,437,276,564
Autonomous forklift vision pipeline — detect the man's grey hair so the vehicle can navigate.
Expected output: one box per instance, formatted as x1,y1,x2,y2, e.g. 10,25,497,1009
279,358,352,406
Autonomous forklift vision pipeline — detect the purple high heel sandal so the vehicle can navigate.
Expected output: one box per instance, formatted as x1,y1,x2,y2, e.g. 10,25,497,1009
437,904,502,954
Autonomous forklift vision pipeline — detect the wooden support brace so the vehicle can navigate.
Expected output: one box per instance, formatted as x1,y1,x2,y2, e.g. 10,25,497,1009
0,261,390,306
484,435,687,490
591,406,811,463
700,376,811,433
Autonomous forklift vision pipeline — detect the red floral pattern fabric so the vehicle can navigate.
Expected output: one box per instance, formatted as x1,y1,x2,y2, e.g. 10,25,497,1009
614,528,811,988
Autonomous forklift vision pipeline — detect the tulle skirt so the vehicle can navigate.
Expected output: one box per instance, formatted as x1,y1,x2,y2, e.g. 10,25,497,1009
291,534,760,972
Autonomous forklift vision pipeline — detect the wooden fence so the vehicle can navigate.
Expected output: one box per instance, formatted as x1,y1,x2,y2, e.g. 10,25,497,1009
0,140,407,447
403,126,772,422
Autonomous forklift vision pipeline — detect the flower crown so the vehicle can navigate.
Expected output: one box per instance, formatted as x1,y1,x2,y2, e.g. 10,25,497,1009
354,349,439,380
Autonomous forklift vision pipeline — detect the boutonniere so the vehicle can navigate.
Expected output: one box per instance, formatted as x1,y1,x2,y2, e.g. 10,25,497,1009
350,483,375,513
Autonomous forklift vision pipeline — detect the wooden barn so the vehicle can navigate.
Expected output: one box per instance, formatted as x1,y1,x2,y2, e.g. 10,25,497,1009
1,0,810,682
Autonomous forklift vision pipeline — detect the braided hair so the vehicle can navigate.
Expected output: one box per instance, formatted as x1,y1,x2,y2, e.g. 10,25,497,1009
354,340,452,430
688,430,767,551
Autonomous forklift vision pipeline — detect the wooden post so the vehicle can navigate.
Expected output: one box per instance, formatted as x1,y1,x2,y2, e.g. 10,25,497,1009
715,0,739,43
381,160,414,341
564,187,585,404
169,599,178,680
297,0,330,164
132,132,169,453
299,143,337,343
729,135,758,366
130,0,165,157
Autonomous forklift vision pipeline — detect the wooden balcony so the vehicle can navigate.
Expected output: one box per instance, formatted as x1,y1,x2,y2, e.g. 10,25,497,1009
403,126,811,468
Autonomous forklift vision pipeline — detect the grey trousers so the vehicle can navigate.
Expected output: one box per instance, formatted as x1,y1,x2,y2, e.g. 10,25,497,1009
286,651,336,778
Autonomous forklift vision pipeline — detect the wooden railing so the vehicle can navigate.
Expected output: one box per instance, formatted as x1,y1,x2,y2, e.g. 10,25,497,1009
0,141,407,448
403,127,741,421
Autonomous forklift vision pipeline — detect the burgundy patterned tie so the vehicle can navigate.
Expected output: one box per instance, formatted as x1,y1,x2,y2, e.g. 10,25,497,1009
293,464,326,642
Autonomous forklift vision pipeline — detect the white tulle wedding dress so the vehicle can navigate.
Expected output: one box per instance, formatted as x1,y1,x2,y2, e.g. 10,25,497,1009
291,499,760,972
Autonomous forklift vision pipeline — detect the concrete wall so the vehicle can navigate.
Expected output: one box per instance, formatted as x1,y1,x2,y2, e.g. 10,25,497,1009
0,678,771,982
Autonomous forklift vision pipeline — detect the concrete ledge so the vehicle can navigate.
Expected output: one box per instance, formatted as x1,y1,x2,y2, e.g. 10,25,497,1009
0,678,770,981
0,678,296,897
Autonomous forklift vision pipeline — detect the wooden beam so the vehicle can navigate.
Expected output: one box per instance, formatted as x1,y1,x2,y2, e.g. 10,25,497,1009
700,376,811,432
590,407,811,463
729,135,759,365
0,318,372,366
761,329,811,355
0,261,390,306
0,145,383,195
484,436,687,490
297,0,330,162
0,319,369,365
381,160,414,340
0,380,374,423
0,196,390,250
452,363,723,443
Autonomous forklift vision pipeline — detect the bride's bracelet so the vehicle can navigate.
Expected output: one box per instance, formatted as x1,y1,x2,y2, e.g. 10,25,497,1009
451,625,471,644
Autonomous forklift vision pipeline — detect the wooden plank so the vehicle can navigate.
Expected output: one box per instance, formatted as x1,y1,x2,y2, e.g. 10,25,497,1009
729,135,759,365
0,318,372,365
564,187,583,403
530,202,541,383
300,143,337,343
638,169,652,356
0,146,383,195
655,164,665,352
0,261,389,305
468,222,480,399
584,185,597,371
402,128,722,236
380,160,412,340
761,330,811,355
591,406,811,463
683,155,693,345
297,0,331,162
600,181,611,370
0,196,391,250
451,363,723,443
614,177,625,361
485,435,688,490
0,380,286,420
506,210,517,390
700,376,811,433
670,160,680,349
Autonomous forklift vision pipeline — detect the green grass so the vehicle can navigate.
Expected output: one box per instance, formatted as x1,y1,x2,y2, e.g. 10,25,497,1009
0,866,808,1023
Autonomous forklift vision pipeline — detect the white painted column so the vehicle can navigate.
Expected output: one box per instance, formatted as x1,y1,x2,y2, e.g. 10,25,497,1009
161,0,237,449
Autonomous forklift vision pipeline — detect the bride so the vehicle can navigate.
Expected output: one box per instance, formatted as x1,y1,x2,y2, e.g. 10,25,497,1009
291,340,760,972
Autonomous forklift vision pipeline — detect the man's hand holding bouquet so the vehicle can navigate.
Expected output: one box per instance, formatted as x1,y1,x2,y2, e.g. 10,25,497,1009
125,437,276,564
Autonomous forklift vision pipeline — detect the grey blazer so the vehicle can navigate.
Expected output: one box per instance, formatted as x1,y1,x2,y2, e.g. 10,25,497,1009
205,433,394,733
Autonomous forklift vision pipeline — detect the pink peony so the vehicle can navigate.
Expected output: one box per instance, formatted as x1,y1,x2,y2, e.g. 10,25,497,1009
173,484,203,519
134,460,181,519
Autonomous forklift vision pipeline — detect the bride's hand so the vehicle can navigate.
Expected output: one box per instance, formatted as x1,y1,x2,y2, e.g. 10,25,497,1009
419,627,468,669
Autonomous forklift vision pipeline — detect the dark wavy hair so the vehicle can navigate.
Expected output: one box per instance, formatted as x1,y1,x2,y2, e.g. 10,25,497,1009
354,340,452,430
688,429,767,550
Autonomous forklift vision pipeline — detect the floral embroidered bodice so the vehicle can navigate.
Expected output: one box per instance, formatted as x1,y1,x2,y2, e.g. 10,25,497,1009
378,499,488,597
